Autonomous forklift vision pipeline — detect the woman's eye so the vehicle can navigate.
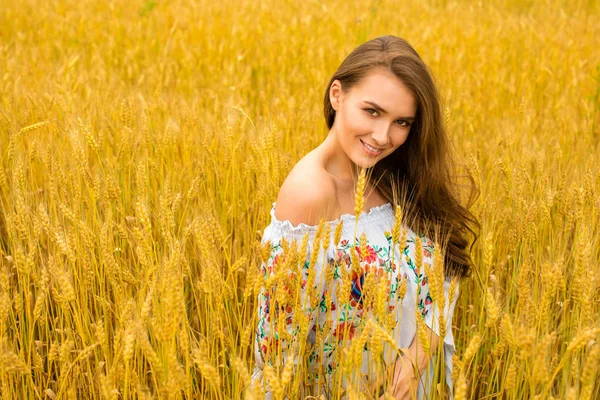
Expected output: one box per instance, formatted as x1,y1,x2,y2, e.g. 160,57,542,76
365,108,410,127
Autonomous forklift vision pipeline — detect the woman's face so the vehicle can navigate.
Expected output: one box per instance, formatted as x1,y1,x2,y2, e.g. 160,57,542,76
329,68,417,169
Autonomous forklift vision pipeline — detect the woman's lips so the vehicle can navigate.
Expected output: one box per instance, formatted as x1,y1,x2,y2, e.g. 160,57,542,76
361,139,383,156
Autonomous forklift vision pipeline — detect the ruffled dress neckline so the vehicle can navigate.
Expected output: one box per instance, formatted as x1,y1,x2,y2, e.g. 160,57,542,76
269,201,394,232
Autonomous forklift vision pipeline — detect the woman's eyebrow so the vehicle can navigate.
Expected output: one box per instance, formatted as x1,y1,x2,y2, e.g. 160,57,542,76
363,101,415,121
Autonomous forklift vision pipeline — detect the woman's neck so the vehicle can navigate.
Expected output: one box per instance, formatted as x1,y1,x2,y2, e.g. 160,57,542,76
319,129,358,184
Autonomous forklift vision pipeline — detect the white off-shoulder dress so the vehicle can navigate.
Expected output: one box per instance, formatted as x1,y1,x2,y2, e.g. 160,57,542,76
252,202,459,399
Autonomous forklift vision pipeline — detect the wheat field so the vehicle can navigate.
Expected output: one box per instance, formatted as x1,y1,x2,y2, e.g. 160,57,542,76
0,0,599,398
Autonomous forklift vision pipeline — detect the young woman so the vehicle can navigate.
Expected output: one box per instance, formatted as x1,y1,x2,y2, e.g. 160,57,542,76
251,35,479,399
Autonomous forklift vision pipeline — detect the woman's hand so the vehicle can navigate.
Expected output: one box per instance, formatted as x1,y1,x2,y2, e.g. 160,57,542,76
389,353,419,399
375,325,441,399
376,352,419,400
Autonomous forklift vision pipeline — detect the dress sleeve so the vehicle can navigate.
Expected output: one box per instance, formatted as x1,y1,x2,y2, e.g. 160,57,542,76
251,221,331,395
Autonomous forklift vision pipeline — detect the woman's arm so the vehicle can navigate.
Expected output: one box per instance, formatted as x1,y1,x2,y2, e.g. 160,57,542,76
377,324,441,399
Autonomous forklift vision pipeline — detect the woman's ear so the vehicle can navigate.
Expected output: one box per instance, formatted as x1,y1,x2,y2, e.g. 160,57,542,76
330,79,342,111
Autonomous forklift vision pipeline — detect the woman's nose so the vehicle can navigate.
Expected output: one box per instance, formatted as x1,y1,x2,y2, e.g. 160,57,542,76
371,123,391,147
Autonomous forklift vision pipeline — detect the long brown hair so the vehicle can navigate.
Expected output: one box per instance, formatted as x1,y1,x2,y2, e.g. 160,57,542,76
323,35,480,278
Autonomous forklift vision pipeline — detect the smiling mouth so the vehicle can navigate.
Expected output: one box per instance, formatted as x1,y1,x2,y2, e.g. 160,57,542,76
360,140,384,156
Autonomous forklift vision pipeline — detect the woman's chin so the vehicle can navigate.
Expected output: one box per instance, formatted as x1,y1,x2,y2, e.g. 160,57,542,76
353,152,383,167
353,158,378,169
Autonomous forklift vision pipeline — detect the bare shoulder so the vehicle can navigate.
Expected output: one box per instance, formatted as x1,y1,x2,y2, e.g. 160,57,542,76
274,157,337,226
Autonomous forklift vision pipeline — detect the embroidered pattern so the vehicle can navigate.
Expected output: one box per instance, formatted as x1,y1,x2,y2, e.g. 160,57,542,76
255,229,438,374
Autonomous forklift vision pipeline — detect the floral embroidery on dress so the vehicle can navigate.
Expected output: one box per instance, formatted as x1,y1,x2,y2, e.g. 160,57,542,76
253,203,459,399
255,230,438,368
332,233,433,319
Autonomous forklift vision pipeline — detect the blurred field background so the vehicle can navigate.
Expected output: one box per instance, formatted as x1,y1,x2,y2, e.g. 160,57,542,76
1,0,600,398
